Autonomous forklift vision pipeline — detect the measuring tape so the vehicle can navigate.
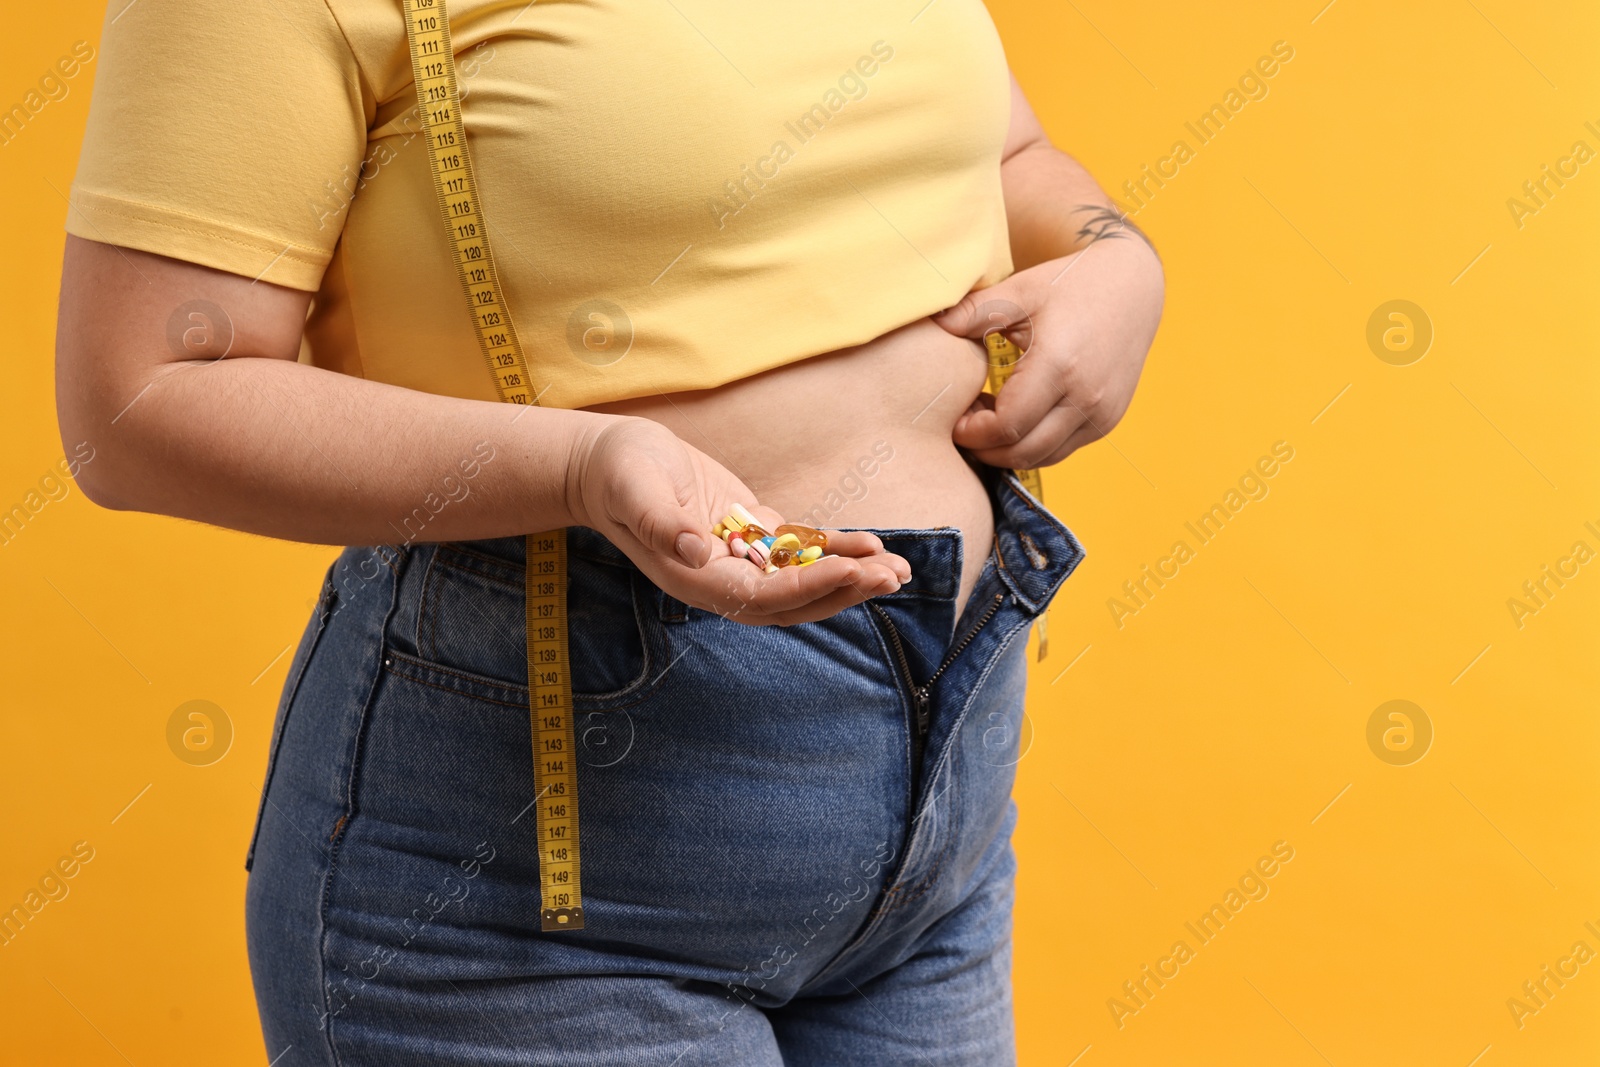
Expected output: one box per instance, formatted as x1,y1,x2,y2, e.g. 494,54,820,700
984,331,1049,661
403,0,584,932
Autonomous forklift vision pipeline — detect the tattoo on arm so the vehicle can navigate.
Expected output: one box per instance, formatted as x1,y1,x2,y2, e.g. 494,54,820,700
1073,204,1155,252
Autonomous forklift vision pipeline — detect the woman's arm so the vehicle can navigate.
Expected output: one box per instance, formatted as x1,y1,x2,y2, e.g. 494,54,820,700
995,74,1155,271
57,236,606,546
933,73,1165,468
55,236,907,623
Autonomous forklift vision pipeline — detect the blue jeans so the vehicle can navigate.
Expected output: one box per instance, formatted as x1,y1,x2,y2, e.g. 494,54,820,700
244,466,1084,1066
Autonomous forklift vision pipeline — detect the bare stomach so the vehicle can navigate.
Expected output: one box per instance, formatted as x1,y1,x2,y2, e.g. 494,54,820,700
585,316,996,609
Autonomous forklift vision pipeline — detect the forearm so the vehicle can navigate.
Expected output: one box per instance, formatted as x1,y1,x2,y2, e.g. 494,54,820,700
69,354,611,547
1000,142,1153,272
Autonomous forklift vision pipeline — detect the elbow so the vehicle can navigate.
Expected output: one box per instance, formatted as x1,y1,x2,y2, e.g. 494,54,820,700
54,347,163,515
54,428,128,512
72,459,132,513
53,389,131,512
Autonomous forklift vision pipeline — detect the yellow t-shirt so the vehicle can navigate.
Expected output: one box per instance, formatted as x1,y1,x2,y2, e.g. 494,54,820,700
67,0,1014,409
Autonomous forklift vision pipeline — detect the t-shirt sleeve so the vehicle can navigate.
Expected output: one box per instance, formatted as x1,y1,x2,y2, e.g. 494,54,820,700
66,0,370,292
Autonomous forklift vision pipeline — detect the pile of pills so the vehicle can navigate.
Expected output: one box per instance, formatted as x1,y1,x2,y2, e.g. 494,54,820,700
711,503,829,574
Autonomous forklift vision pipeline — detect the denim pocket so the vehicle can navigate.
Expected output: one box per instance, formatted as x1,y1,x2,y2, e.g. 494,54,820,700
412,541,667,710
245,564,339,871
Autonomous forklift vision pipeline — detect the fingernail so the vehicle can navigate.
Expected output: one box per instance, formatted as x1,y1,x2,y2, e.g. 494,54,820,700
676,532,705,567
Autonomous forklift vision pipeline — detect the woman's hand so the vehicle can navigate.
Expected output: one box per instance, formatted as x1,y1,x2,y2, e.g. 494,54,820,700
569,417,912,626
932,233,1164,469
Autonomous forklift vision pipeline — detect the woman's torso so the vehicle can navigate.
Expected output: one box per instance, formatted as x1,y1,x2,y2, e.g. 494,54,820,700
307,0,1014,601
588,319,996,606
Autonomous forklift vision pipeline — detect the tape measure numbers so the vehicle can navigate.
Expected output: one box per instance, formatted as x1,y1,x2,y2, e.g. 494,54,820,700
403,0,584,932
984,331,1049,661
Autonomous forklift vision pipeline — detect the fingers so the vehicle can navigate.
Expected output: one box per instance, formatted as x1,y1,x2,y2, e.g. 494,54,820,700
932,273,1037,340
607,469,713,569
963,404,1101,470
757,586,894,626
1042,422,1104,467
814,530,912,583
674,549,911,626
954,366,1087,459
951,331,1070,453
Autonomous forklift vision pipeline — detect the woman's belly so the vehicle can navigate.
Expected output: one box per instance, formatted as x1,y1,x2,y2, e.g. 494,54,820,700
585,316,996,609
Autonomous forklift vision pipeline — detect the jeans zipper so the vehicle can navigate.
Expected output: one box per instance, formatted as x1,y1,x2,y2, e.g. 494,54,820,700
870,592,1005,801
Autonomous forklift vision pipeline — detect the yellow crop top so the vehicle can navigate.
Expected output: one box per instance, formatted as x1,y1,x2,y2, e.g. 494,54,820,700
67,0,1015,410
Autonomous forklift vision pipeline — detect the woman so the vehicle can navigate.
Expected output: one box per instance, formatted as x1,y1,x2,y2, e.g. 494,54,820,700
56,1,1161,1062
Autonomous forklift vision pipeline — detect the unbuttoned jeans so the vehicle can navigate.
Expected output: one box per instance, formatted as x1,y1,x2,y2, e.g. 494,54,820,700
244,465,1085,1066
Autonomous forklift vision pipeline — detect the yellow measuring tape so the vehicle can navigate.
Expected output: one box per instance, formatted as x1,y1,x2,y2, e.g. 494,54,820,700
985,331,1049,661
403,0,583,931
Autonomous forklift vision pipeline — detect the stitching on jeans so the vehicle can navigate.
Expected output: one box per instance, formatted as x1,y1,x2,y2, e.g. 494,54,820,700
882,736,964,917
434,549,522,591
245,571,339,870
434,542,511,565
381,600,675,715
440,539,637,575
315,550,403,1067
993,535,1039,614
659,587,687,623
834,586,986,936
860,605,918,837
906,611,1031,901
795,528,1006,989
319,666,381,1067
377,545,404,577
423,550,665,705
383,649,527,700
998,475,1082,564
416,556,665,703
384,656,527,709
793,602,942,991
881,604,1030,918
416,549,443,663
999,475,1050,519
925,613,1031,790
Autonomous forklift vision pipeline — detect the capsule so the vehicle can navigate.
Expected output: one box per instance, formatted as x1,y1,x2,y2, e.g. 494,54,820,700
775,524,828,551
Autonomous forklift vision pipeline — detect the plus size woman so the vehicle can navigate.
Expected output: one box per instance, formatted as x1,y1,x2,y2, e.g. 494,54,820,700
56,1,1162,1062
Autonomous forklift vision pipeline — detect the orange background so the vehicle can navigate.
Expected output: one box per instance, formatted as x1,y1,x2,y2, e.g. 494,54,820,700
3,1,1597,1064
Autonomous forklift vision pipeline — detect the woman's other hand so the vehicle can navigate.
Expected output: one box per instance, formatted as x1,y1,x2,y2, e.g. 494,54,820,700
569,417,912,626
932,232,1164,470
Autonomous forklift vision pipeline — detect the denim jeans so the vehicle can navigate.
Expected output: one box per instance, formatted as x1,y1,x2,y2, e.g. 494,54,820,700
244,466,1084,1066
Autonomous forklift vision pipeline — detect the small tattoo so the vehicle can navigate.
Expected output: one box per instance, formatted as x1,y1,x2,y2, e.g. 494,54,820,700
1073,204,1154,251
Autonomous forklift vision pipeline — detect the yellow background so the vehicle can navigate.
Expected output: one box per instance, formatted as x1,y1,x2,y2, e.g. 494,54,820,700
3,1,1596,1063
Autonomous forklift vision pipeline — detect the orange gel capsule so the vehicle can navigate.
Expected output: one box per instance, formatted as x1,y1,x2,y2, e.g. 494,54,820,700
774,524,828,551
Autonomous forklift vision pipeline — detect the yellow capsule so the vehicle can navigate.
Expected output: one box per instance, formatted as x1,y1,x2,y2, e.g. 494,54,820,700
799,545,823,562
774,524,828,551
